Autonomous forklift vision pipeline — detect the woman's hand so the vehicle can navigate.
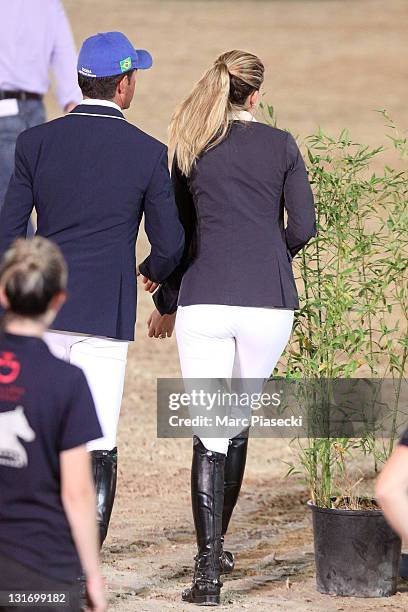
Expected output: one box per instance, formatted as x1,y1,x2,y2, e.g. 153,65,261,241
86,572,107,612
147,308,176,338
60,447,107,611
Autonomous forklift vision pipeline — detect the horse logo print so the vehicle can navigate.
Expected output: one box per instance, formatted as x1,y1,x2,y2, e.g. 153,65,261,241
0,406,35,468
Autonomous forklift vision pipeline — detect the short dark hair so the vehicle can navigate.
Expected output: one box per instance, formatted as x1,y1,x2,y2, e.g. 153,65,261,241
78,70,134,100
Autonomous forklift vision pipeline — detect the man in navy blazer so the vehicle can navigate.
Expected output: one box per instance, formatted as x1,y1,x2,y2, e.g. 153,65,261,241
0,32,184,547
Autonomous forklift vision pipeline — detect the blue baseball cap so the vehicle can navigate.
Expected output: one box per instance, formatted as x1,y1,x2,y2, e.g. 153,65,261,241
77,32,153,77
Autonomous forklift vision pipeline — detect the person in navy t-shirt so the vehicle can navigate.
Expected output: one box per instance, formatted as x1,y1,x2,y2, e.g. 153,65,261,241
376,430,408,581
0,237,106,612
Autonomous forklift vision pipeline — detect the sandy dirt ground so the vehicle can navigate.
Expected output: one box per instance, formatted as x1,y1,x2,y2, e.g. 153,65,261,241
44,1,408,610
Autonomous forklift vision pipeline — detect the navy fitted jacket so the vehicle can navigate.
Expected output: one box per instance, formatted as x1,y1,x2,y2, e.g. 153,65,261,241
153,120,316,315
0,104,184,340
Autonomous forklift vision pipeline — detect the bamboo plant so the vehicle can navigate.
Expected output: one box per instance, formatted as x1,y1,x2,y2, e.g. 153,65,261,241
261,104,408,508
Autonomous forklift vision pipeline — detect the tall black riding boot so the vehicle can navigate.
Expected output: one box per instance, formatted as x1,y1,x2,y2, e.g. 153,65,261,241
90,447,118,548
220,433,249,574
182,436,225,606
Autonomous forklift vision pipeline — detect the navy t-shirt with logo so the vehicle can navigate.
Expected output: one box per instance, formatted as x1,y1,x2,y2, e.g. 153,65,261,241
0,332,103,583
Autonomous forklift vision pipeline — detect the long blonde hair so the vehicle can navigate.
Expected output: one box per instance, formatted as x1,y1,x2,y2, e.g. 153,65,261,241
169,50,264,176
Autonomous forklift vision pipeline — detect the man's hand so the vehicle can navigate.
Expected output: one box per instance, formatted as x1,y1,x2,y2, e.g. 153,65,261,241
147,308,176,338
136,267,160,293
141,275,160,293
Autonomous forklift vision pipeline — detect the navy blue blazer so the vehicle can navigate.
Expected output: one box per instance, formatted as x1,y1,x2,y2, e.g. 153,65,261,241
153,120,316,315
0,104,184,340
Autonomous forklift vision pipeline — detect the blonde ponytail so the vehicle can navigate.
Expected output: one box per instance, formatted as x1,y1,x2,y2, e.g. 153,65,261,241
169,50,264,176
0,237,67,316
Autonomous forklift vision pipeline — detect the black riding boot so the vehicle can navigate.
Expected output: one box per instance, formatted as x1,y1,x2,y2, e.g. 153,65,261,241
91,447,118,548
220,433,248,574
182,436,225,606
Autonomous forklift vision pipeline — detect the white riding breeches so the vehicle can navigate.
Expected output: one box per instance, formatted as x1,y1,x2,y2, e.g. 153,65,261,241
44,330,128,451
175,305,294,455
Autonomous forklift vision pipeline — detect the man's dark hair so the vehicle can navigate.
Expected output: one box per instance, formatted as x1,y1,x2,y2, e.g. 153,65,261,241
78,70,134,100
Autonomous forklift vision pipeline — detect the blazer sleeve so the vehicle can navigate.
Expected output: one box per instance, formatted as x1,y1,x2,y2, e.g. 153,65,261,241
138,147,185,283
0,132,34,259
283,133,316,257
152,157,197,315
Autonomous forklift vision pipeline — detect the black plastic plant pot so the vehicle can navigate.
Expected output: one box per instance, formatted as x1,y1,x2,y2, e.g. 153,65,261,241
308,500,401,597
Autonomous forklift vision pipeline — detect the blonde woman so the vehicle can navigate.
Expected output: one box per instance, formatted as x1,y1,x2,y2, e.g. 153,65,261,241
0,238,106,612
145,50,316,605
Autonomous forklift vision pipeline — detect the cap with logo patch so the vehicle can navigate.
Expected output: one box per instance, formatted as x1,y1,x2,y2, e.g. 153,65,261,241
77,31,152,78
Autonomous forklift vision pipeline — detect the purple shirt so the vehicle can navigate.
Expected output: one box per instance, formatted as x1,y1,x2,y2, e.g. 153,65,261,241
0,0,82,109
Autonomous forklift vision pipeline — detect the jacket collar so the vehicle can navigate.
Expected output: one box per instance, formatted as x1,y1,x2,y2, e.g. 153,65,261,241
69,104,125,119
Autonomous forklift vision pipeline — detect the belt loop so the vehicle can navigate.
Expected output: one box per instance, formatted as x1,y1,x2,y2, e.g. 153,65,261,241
20,92,27,101
0,91,4,100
